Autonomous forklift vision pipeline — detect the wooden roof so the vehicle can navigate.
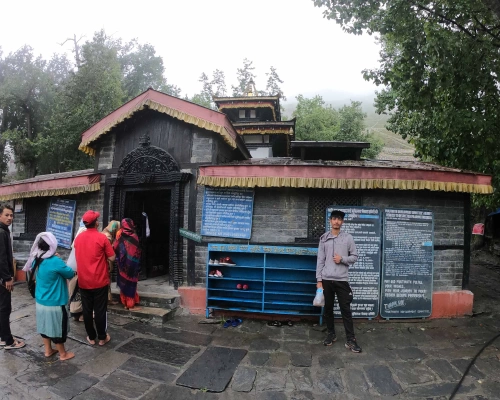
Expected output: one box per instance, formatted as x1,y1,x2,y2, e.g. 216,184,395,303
79,89,250,158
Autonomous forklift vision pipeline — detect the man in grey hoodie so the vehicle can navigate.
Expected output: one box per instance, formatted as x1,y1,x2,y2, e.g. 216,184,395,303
316,210,361,353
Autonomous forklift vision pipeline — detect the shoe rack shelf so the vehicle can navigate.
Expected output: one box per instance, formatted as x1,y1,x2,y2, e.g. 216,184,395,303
206,244,321,319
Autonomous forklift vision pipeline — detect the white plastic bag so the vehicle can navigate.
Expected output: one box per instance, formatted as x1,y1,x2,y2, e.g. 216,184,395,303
313,288,325,307
66,247,77,271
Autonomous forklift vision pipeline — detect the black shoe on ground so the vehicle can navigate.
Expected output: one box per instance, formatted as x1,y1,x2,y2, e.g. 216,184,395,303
345,339,362,353
323,332,337,346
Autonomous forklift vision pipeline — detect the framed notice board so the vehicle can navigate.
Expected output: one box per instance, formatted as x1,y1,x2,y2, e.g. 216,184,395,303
201,187,254,239
46,199,77,249
381,208,434,319
325,206,381,319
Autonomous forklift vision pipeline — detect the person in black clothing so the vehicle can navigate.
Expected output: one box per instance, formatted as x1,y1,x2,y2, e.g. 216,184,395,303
0,205,25,349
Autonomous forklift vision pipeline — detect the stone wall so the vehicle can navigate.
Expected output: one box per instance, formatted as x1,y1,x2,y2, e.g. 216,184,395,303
192,188,466,291
97,134,116,170
190,132,213,164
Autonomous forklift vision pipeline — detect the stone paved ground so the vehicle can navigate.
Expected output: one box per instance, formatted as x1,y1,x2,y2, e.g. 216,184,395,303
1,256,499,400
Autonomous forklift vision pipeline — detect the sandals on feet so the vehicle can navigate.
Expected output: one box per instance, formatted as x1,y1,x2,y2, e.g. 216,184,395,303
4,339,25,350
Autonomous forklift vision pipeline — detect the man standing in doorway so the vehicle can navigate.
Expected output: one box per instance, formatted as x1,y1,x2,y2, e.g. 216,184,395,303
316,210,362,353
74,210,115,346
0,205,25,350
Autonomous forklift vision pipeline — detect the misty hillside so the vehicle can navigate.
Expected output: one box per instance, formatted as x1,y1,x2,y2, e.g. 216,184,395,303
282,91,417,161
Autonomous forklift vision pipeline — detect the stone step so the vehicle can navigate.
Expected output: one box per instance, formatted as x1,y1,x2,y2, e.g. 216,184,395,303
110,287,180,310
107,304,175,326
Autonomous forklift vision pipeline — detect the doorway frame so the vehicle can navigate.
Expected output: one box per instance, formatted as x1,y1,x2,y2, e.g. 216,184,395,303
103,135,191,288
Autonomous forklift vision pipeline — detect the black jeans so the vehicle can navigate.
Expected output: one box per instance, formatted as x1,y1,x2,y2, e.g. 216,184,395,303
322,280,355,340
80,285,108,341
0,284,13,345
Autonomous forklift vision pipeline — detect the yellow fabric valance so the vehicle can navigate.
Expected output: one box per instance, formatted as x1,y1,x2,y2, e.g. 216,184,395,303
236,128,294,135
196,176,493,194
0,183,101,201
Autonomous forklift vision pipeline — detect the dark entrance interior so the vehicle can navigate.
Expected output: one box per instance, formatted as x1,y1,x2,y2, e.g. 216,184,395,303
123,189,171,279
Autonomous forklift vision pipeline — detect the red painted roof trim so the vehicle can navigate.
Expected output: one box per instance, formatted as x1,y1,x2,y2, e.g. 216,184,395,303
0,173,100,197
199,164,492,186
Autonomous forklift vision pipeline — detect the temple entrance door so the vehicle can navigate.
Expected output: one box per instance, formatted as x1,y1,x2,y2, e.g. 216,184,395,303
106,134,191,288
123,188,171,279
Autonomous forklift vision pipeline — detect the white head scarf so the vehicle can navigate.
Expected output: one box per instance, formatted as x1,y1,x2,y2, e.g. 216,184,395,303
22,232,58,271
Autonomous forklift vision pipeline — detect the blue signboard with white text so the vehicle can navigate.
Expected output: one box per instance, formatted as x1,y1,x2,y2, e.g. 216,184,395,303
201,187,254,239
381,208,434,319
46,199,77,249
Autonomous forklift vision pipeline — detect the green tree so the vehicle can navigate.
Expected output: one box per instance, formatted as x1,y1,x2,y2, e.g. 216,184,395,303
264,66,286,100
232,58,257,96
211,69,227,97
0,46,69,178
36,30,125,173
190,73,213,108
293,95,383,158
119,40,170,99
313,0,500,203
190,69,228,109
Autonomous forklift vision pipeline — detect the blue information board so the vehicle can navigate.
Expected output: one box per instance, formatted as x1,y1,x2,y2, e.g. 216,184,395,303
46,199,77,249
325,206,382,319
201,187,254,239
381,208,434,319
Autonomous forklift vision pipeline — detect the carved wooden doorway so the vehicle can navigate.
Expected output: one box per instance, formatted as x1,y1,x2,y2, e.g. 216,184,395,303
105,134,191,288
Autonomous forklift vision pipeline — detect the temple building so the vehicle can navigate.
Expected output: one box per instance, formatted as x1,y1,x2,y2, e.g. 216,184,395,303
213,80,295,158
0,87,493,320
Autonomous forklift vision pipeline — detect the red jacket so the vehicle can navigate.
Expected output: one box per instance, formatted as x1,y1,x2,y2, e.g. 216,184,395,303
74,228,114,289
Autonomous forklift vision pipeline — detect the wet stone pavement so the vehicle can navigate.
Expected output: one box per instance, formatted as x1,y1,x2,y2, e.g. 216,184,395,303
1,260,500,399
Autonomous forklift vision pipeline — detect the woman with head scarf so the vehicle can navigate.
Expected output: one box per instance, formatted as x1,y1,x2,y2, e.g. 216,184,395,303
113,219,141,309
101,220,121,305
23,232,76,360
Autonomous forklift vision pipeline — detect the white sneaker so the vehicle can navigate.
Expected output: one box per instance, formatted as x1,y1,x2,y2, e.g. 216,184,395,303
209,259,215,265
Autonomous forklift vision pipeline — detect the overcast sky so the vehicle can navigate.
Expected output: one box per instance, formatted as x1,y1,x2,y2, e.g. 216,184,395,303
1,0,381,104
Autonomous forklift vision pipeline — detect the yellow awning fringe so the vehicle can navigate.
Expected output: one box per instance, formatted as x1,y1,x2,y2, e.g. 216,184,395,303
79,99,237,156
0,183,101,201
236,128,294,135
196,176,493,194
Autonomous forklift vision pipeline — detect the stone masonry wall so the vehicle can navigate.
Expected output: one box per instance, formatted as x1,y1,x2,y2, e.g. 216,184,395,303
193,187,466,291
190,132,213,164
193,188,309,286
97,134,116,170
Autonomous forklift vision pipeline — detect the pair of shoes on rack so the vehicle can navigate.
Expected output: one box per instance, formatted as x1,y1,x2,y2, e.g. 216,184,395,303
210,257,236,266
209,270,223,278
236,283,248,290
219,257,236,266
223,318,243,328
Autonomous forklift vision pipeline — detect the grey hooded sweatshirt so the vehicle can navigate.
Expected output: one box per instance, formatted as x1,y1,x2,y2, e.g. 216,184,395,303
316,231,358,282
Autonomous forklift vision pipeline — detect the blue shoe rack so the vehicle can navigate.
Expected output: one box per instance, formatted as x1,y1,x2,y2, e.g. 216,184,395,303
206,244,321,320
